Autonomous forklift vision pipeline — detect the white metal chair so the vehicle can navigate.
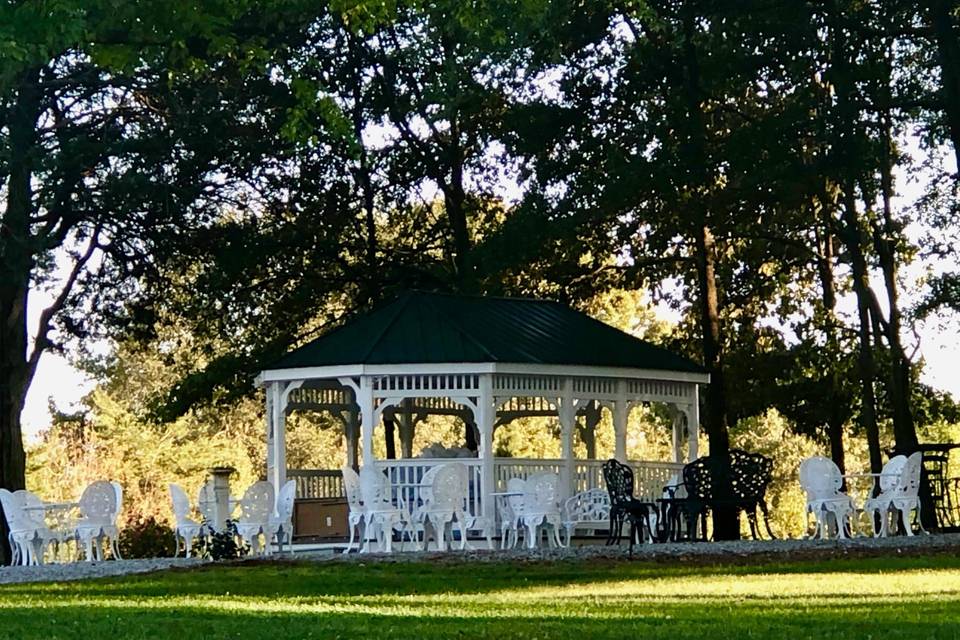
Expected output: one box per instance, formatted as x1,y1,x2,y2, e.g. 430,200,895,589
418,463,469,552
499,477,527,549
73,481,120,561
266,479,297,553
103,482,124,559
169,483,205,557
408,465,441,548
864,452,925,537
359,466,409,553
520,472,563,549
562,488,611,545
342,466,366,554
235,481,275,555
862,455,906,537
799,456,856,539
0,489,56,566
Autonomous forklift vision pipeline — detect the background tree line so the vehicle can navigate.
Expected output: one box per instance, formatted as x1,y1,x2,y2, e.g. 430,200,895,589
2,0,959,556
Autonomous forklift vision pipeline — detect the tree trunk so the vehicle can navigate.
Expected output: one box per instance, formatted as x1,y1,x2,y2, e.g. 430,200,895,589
694,224,738,540
678,5,736,540
383,415,397,460
814,204,847,478
579,400,600,460
928,0,960,171
872,74,919,453
464,418,478,453
0,67,41,565
839,193,884,476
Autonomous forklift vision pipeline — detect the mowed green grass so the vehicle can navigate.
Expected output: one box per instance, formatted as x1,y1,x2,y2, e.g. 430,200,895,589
1,554,959,639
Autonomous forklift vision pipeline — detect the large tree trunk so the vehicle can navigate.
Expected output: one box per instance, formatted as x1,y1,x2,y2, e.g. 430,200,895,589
814,205,847,478
839,193,884,476
825,0,883,476
383,416,397,460
872,72,920,453
0,67,41,565
678,4,737,540
928,0,960,171
694,224,738,540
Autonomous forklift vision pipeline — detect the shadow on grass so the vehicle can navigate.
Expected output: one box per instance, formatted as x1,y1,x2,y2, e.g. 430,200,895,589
4,553,960,601
0,594,958,640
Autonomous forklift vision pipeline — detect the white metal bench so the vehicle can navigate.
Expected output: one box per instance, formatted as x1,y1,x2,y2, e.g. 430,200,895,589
561,489,611,545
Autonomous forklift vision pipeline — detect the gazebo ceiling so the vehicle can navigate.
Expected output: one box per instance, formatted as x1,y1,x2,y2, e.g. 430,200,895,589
268,290,705,374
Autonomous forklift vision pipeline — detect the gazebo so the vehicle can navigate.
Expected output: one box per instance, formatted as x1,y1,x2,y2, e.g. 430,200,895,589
255,291,708,540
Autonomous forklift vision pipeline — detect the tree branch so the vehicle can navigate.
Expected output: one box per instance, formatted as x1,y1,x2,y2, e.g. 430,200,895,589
24,226,101,384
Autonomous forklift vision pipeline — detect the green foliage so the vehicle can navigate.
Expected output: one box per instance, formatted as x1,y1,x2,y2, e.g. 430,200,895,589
26,387,264,527
118,517,177,560
199,520,248,561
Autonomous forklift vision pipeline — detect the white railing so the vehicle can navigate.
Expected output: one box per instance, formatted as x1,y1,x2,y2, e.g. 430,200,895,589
292,458,685,515
493,458,683,500
288,469,344,499
494,458,562,490
374,458,484,523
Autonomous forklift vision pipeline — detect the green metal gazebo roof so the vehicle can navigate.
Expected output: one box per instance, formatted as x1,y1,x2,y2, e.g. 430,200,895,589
267,291,705,375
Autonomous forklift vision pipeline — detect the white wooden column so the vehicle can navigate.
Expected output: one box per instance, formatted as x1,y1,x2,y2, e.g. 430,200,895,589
558,379,577,499
671,405,683,464
357,376,376,466
613,380,629,462
265,383,276,482
689,384,700,461
269,382,286,489
476,374,496,547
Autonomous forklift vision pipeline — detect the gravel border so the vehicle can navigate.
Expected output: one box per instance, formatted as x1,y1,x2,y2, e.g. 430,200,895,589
4,533,960,585
0,557,208,585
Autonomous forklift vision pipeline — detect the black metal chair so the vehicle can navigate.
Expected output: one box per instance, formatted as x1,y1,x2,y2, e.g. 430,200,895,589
601,459,656,552
682,449,776,540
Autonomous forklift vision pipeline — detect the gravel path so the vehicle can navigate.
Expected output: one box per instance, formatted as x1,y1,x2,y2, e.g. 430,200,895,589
0,557,208,585
302,531,960,565
3,533,960,585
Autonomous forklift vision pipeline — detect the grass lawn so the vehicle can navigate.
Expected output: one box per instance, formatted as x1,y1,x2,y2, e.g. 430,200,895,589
1,554,959,639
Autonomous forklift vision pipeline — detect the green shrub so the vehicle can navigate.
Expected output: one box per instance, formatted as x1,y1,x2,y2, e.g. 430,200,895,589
118,516,178,558
197,519,248,560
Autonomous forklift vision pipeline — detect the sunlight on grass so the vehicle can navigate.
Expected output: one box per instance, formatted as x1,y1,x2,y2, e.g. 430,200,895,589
1,555,959,639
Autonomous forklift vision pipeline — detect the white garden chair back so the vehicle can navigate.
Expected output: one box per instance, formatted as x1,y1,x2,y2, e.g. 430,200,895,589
886,456,910,491
235,480,275,555
864,453,925,537
358,466,409,553
419,463,469,552
879,456,907,493
74,480,119,561
499,477,526,549
359,467,393,509
0,489,54,566
267,479,297,553
520,472,563,549
798,456,854,539
169,483,205,557
341,466,365,554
